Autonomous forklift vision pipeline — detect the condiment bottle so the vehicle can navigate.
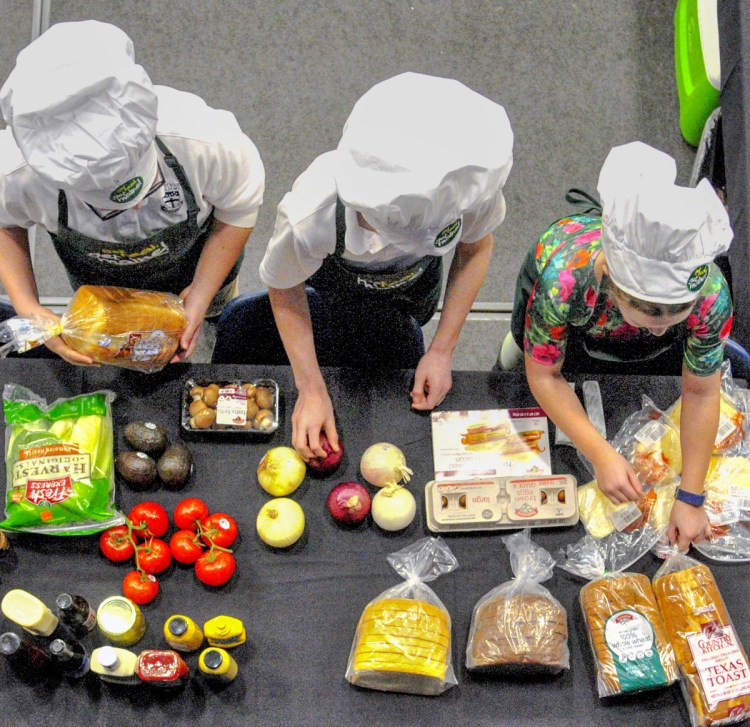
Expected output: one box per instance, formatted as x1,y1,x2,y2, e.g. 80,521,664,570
136,649,190,688
164,615,203,652
204,615,246,648
90,646,140,685
0,631,53,674
198,647,238,683
49,638,90,678
56,593,96,638
96,596,146,647
1,589,60,637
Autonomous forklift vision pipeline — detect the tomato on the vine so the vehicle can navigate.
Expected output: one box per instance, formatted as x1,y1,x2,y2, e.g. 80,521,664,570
136,538,172,574
128,502,169,539
173,498,209,531
100,525,135,562
122,570,159,604
200,512,238,548
170,529,204,564
195,550,236,587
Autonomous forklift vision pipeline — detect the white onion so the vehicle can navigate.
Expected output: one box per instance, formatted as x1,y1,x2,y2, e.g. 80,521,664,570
371,484,416,531
359,442,413,488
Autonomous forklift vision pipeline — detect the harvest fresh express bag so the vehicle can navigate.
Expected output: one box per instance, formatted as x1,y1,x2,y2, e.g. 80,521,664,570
653,552,750,726
1,384,123,534
466,529,569,675
0,285,187,373
345,536,458,696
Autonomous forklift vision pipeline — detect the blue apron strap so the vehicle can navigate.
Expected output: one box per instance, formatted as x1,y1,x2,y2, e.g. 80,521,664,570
565,188,602,214
334,197,347,257
154,136,199,216
57,189,69,227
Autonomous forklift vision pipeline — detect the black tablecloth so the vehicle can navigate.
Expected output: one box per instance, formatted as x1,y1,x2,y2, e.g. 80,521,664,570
0,361,747,727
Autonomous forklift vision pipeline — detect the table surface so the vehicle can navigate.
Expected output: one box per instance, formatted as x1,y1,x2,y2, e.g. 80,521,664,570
0,361,747,727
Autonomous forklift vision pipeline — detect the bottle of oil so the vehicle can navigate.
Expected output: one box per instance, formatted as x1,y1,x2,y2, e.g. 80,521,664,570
0,631,53,675
49,638,90,678
55,593,96,638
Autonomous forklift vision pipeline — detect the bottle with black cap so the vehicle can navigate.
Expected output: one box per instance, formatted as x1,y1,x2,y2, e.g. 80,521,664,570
55,593,96,638
0,632,53,675
49,638,90,678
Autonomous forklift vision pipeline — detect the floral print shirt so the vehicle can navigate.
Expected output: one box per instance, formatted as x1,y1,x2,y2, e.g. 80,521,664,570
524,215,733,375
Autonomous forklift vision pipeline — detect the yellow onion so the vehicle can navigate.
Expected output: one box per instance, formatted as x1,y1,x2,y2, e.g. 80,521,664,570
359,443,413,488
371,484,416,531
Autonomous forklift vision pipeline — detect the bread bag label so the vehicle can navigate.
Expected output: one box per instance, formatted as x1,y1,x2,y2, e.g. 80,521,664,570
687,625,750,706
604,609,668,692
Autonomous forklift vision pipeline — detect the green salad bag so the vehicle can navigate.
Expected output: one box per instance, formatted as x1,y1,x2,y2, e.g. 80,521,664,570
1,384,124,534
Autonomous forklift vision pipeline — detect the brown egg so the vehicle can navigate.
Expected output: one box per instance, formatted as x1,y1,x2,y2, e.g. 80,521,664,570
255,387,274,410
190,407,216,429
202,383,220,408
540,490,548,505
441,495,449,510
189,399,209,417
557,489,566,504
458,494,467,509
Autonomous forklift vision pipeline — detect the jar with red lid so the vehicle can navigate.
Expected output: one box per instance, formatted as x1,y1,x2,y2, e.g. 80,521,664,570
135,649,190,687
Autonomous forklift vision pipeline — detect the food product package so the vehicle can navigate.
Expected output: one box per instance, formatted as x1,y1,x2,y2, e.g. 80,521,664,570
579,570,679,697
692,455,750,563
653,552,750,726
0,384,123,535
465,529,569,675
666,361,748,457
0,285,187,373
345,537,458,696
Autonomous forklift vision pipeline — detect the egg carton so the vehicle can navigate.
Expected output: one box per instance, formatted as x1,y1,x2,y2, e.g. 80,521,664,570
425,474,578,533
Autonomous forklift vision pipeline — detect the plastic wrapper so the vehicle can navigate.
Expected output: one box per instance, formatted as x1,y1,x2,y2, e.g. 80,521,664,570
666,362,748,457
0,285,187,373
345,537,458,696
465,529,569,675
653,552,750,726
1,384,123,535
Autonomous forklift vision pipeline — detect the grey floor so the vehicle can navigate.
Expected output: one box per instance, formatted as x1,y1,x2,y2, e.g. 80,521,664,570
0,0,696,368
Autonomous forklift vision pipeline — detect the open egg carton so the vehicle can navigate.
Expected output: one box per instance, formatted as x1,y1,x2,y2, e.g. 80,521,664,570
425,474,578,533
181,378,279,435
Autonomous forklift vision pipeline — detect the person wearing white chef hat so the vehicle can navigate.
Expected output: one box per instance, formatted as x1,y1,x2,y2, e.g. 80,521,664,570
502,140,733,550
0,20,264,364
215,72,513,459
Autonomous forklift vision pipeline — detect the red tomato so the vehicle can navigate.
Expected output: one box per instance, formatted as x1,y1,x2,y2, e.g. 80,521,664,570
122,570,159,605
128,501,169,539
100,525,135,562
173,497,210,531
194,550,236,587
170,529,205,564
200,512,238,548
136,538,172,574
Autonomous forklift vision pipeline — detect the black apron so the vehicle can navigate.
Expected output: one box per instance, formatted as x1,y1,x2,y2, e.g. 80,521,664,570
510,230,687,367
49,137,242,300
307,197,442,326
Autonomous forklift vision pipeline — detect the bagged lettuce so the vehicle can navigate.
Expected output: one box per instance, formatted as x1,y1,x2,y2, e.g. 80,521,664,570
1,384,123,535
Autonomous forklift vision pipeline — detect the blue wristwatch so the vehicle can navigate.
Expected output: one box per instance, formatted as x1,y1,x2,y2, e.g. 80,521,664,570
675,488,706,507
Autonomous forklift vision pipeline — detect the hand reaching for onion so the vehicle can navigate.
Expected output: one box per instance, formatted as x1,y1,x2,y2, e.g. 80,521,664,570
410,349,452,411
291,382,340,460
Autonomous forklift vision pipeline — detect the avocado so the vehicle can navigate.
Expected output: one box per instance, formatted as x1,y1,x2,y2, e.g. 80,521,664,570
157,443,194,488
116,450,158,487
124,421,168,456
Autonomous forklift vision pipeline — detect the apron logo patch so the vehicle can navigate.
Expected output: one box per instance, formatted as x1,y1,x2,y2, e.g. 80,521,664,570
356,269,421,290
86,241,169,266
434,218,462,248
687,264,709,292
161,182,183,213
110,177,144,205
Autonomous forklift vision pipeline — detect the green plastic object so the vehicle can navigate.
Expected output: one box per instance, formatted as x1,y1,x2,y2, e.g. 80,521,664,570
675,0,720,146
1,385,124,535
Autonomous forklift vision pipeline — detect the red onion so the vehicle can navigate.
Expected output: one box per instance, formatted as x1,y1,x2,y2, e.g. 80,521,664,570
308,433,344,475
327,482,371,525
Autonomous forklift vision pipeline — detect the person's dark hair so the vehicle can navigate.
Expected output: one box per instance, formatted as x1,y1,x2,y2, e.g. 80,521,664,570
605,277,695,318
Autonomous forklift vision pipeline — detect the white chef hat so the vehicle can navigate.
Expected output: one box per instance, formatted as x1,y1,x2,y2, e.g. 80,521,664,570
334,72,513,249
598,141,732,304
0,20,158,209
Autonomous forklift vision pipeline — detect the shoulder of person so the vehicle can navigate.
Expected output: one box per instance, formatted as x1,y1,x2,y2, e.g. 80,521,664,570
154,85,248,145
0,128,29,176
282,151,338,227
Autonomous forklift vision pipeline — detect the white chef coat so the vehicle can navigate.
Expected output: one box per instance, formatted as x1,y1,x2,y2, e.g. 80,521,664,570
259,151,506,289
0,86,264,240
